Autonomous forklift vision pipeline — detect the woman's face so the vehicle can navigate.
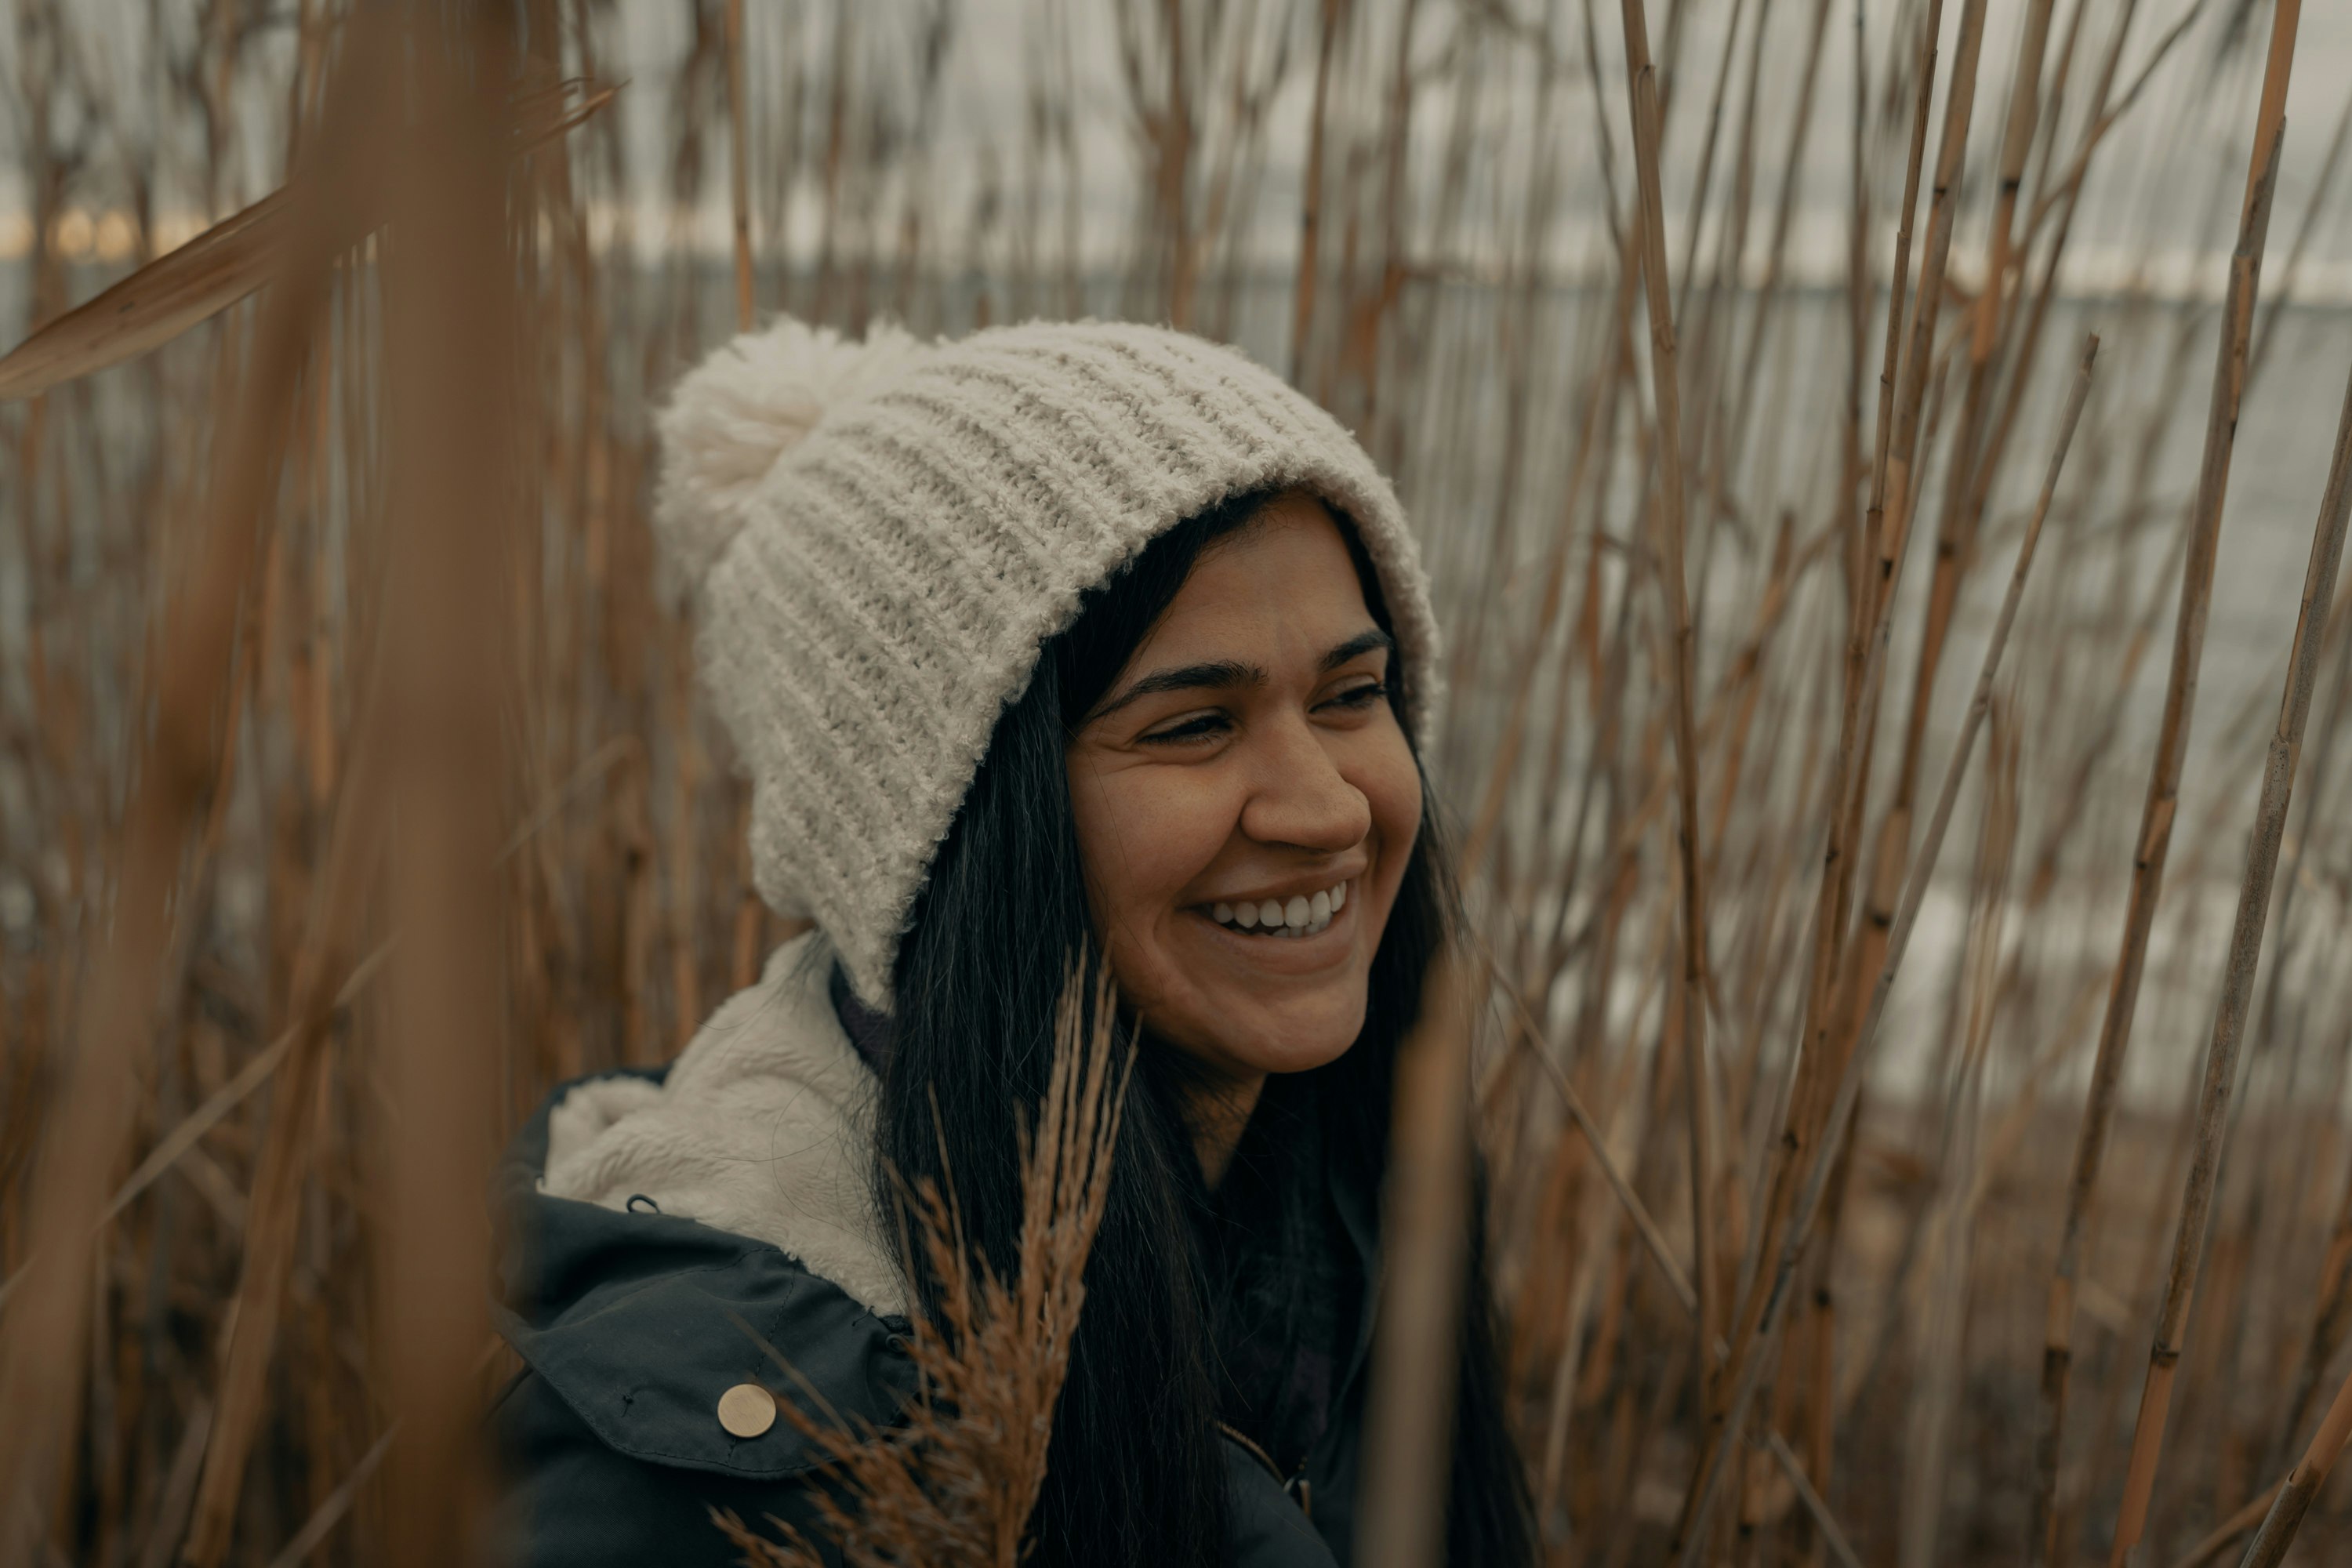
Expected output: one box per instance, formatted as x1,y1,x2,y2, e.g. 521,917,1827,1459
1065,492,1424,1091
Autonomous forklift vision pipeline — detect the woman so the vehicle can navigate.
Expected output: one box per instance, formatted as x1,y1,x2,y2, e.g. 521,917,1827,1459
491,318,1534,1566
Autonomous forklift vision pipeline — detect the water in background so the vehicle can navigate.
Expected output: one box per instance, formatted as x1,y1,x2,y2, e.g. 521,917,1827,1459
7,256,2351,1110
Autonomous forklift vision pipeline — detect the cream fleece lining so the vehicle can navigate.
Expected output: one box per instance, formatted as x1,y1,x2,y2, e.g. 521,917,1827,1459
538,931,908,1319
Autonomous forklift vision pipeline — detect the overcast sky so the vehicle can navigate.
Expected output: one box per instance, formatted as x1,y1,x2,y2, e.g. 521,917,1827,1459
604,0,2352,296
4,2,2350,298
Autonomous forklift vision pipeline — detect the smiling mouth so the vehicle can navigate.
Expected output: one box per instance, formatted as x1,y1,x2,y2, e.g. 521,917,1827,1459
1202,879,1351,938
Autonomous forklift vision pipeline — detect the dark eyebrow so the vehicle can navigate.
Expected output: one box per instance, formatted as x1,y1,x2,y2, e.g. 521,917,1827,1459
1319,627,1394,673
1088,659,1265,724
1087,628,1394,725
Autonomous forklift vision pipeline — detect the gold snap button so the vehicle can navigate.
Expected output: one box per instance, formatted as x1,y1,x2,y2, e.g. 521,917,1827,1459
717,1381,777,1439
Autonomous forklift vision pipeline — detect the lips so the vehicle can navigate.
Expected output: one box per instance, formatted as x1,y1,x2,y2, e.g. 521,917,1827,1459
1203,879,1350,938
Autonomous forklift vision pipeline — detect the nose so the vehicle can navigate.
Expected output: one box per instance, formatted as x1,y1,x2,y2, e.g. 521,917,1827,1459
1237,713,1372,853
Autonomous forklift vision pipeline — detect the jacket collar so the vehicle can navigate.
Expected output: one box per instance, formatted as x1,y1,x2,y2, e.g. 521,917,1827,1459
535,930,909,1319
528,927,1385,1388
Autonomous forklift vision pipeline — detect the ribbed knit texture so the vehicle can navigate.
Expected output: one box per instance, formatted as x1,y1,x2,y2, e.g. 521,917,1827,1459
656,317,1443,1011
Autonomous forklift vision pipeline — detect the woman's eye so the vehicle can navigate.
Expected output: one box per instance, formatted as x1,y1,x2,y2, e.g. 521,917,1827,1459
1142,712,1231,744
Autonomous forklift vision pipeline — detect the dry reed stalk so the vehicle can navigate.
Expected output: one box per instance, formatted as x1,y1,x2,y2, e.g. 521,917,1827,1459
2163,1479,2284,1568
2237,1312,2352,1567
2246,91,2352,390
1766,1429,1865,1568
1947,0,2140,630
1893,0,2057,862
2230,549,2352,1479
2267,1065,2352,1472
1493,967,1696,1322
368,8,522,1564
1858,0,1946,556
100,937,394,1230
1898,708,2020,1568
1678,0,1773,520
0,29,384,1563
727,0,753,332
1838,965,2113,1414
2027,6,2298,1558
722,962,1132,1567
811,0,855,323
1457,239,1650,873
1356,952,1476,1568
1695,5,1947,1482
169,23,575,1560
1335,0,1421,436
255,1422,394,1568
1721,0,1834,484
1668,0,1751,336
1489,955,1869,1565
1290,0,1346,382
1674,336,2098,1565
1443,15,1570,775
176,710,389,1566
1613,0,1722,1401
666,653,707,1047
1853,0,1990,862
2107,137,2343,1568
1698,481,1913,1563
1786,0,1993,1494
2022,2,2223,251
1978,0,2056,361
2239,1335,2352,1561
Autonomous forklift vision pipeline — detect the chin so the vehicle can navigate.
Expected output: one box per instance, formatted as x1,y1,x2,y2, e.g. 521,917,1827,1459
1203,1001,1367,1078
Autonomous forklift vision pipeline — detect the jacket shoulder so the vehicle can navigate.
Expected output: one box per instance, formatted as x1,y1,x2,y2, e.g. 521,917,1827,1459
490,1362,856,1567
497,1189,916,1482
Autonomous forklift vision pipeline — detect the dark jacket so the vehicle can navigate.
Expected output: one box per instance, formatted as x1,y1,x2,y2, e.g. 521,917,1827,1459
488,941,1376,1566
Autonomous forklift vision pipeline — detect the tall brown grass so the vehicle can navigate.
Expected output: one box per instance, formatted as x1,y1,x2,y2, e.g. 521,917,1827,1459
7,2,2352,1566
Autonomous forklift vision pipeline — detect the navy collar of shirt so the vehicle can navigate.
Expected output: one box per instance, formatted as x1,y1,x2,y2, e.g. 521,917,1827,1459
827,960,897,1078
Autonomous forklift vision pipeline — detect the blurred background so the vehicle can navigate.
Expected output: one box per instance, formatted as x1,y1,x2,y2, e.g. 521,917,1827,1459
5,0,2352,1563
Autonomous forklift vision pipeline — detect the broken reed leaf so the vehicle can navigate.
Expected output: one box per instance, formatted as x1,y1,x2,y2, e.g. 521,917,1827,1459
720,962,1131,1568
0,75,617,402
0,191,283,402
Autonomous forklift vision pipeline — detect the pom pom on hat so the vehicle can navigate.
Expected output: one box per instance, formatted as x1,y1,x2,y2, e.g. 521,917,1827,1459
653,317,929,597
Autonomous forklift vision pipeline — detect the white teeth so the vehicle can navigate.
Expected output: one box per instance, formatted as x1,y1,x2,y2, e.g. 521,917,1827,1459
1208,881,1351,934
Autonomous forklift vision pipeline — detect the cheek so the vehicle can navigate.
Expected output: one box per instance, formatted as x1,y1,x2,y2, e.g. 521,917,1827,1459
1065,757,1238,938
1353,731,1424,891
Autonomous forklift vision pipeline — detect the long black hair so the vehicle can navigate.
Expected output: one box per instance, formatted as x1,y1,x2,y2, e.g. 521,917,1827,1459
877,486,1534,1565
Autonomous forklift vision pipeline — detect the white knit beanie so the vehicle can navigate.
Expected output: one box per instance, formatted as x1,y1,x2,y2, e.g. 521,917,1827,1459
655,317,1443,1011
